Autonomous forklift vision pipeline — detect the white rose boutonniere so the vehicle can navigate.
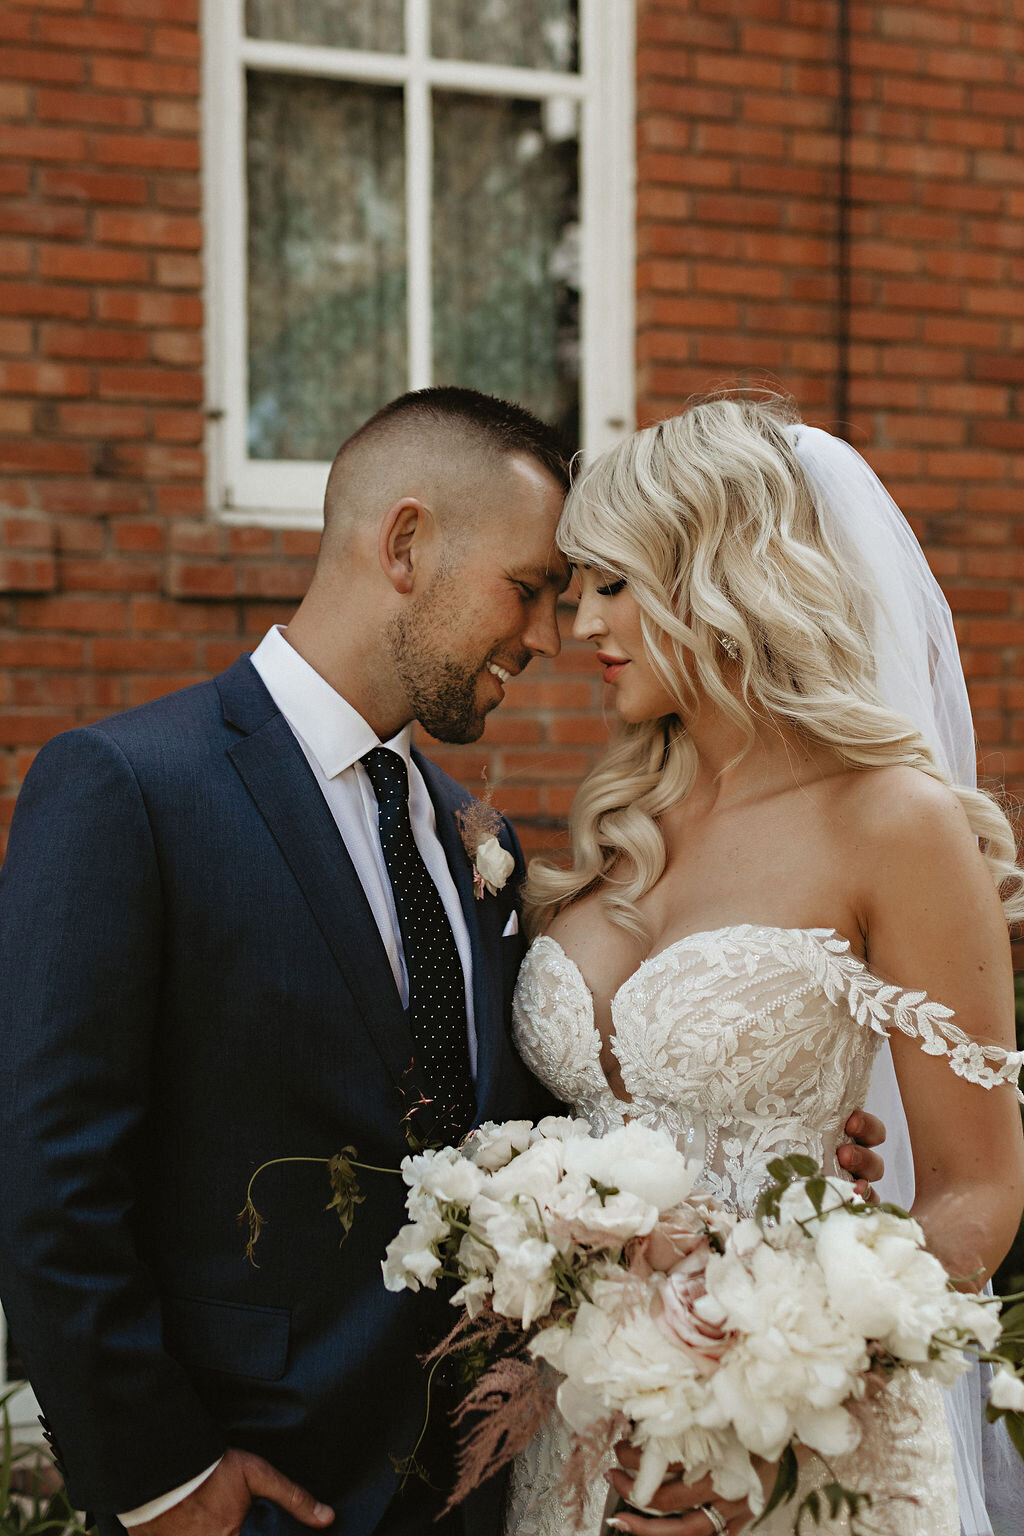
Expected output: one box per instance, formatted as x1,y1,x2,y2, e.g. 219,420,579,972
456,784,515,899
472,835,514,898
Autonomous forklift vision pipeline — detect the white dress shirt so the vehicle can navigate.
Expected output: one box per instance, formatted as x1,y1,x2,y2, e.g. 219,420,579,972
120,627,478,1525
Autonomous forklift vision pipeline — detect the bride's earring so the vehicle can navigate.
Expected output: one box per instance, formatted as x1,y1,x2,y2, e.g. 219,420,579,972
718,633,740,661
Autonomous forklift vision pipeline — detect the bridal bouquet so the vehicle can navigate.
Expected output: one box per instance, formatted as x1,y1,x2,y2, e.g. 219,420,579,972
381,1117,1020,1530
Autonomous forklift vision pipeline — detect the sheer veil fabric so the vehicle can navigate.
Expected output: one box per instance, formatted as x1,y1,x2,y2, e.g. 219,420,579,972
786,425,1022,1536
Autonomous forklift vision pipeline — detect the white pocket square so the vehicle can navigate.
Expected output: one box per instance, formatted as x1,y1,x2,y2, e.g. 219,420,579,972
501,911,519,937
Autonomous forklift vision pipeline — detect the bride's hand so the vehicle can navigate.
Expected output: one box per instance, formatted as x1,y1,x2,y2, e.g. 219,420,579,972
837,1108,886,1202
605,1445,750,1534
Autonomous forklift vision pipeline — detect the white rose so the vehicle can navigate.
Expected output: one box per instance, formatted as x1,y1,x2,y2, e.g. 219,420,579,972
475,835,514,894
381,1210,449,1292
990,1366,1024,1412
464,1118,534,1170
562,1123,698,1212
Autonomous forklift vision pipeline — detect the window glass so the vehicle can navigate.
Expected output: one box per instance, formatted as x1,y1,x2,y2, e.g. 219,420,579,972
432,92,580,444
245,0,404,52
246,74,407,460
431,0,578,71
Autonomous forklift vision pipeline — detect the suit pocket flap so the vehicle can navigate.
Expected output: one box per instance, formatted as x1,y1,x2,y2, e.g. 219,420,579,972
162,1294,291,1381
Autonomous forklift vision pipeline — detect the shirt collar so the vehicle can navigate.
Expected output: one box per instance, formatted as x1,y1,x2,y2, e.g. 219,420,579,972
250,625,412,779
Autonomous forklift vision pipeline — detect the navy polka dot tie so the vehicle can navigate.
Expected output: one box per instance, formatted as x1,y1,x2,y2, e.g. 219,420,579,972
362,748,476,1140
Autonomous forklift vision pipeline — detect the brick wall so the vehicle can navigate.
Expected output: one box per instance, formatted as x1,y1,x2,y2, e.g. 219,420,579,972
1,0,1022,875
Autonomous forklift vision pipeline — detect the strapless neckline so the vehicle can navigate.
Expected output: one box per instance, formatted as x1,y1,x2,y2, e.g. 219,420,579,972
533,923,848,1014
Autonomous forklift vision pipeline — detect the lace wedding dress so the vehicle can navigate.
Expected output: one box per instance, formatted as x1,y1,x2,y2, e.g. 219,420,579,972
504,924,1024,1536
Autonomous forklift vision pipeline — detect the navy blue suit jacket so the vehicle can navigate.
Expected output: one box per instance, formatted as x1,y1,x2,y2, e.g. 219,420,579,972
0,657,554,1534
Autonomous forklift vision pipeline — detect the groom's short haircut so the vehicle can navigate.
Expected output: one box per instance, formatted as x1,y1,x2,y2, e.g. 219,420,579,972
320,387,571,553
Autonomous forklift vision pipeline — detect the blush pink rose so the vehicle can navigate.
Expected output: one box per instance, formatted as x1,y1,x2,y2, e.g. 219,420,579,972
655,1269,732,1373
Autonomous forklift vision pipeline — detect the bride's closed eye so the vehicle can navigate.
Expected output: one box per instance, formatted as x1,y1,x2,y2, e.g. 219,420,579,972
597,578,626,597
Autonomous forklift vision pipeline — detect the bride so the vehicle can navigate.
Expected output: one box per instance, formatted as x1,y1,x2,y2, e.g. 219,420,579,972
504,397,1024,1536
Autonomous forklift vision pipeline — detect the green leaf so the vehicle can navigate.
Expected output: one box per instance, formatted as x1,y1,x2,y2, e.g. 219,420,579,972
795,1489,821,1531
752,1445,798,1526
806,1176,826,1214
590,1178,619,1206
787,1155,820,1178
1005,1411,1024,1463
325,1146,366,1247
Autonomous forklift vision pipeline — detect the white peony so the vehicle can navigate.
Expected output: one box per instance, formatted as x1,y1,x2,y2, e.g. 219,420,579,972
463,1118,534,1170
381,1209,449,1292
704,1240,867,1461
990,1365,1024,1413
532,1114,593,1142
814,1210,955,1361
482,1136,566,1202
562,1123,698,1212
474,835,514,894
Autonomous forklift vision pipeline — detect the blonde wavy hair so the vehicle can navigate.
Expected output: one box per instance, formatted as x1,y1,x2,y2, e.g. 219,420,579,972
525,395,1023,937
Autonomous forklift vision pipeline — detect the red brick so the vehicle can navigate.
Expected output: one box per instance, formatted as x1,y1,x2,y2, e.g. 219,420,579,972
0,555,58,593
151,99,200,134
0,440,92,473
18,596,128,632
94,133,199,170
41,15,146,51
96,368,203,404
95,290,202,326
0,83,32,118
150,331,202,366
39,245,149,282
113,522,165,554
94,210,201,249
41,324,149,361
93,637,198,669
57,402,148,437
165,561,236,599
0,712,78,746
102,442,203,478
35,89,145,127
3,49,86,85
0,360,90,396
91,58,198,95
62,557,162,592
3,124,88,161
39,167,148,204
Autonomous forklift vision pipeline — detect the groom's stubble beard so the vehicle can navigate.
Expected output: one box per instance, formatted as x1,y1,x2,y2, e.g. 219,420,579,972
385,570,517,744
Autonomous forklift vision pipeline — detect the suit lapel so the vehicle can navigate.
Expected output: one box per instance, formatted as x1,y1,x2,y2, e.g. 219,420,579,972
218,659,414,1092
415,751,505,1116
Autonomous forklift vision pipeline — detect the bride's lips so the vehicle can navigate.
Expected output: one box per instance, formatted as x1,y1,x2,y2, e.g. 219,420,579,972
597,651,629,684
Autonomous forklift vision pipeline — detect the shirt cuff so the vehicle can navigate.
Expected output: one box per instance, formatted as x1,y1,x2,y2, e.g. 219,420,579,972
119,1459,223,1526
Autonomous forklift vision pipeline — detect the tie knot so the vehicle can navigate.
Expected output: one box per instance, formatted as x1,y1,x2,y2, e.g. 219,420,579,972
362,747,409,805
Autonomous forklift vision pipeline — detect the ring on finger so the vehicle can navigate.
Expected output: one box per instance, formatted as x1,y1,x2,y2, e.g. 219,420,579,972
699,1503,727,1535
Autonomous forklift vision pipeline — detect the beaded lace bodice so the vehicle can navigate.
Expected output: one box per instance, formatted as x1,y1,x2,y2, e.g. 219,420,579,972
506,923,1023,1536
512,923,1023,1218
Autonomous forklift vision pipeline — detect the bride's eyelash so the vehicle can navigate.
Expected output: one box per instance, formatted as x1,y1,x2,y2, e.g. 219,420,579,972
597,578,626,597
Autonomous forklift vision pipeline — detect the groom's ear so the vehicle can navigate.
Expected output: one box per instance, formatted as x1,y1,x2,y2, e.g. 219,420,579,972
379,497,436,594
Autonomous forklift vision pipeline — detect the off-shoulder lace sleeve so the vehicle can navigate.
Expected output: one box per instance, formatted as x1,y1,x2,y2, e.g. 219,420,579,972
794,929,1024,1102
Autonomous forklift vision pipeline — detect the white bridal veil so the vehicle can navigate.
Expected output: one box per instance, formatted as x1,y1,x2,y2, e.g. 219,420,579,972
787,424,1022,1536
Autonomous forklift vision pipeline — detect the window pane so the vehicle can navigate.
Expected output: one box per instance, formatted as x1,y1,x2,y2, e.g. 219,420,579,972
432,93,579,445
431,0,578,71
245,0,403,52
246,74,407,461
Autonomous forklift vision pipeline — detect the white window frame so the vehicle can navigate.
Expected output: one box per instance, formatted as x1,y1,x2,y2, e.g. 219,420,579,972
202,0,635,528
0,1310,41,1438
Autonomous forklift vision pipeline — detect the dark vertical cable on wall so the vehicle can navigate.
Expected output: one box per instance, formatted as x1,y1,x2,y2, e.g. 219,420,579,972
836,0,851,440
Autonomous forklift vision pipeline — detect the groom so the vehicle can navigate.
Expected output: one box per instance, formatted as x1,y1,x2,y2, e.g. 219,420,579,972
0,388,885,1536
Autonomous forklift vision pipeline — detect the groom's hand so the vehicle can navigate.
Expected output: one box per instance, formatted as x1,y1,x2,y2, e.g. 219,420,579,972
130,1449,334,1536
837,1109,886,1203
